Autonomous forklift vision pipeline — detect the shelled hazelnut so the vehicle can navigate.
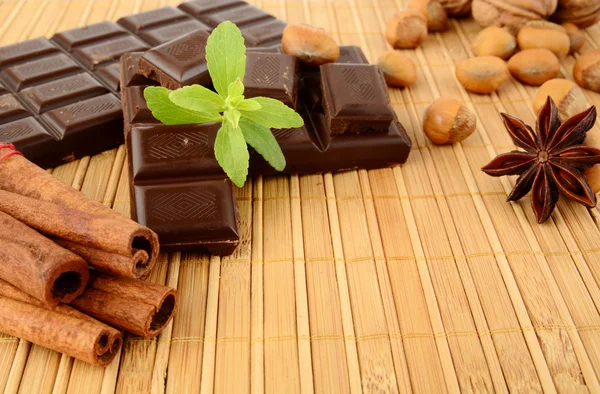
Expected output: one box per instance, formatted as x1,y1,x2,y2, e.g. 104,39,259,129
427,1,449,32
517,21,571,59
533,79,589,122
471,26,516,59
377,51,418,87
573,49,600,92
562,22,585,54
282,23,340,66
385,9,428,49
423,97,477,144
455,56,509,94
507,48,560,86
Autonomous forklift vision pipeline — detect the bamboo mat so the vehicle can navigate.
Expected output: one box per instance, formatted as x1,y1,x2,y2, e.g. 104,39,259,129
2,0,600,393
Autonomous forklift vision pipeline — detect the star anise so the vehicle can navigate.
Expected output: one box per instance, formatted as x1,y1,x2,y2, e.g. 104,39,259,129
482,96,600,223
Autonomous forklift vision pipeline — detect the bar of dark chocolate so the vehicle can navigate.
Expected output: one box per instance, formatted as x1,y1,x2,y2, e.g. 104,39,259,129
244,53,298,109
320,64,394,135
138,29,210,89
1,53,82,92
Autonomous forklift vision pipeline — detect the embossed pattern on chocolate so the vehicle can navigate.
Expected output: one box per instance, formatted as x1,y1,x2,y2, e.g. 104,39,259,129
243,53,298,109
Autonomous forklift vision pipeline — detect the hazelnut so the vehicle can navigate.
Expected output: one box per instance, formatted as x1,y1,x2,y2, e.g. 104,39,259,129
377,51,417,87
427,1,449,32
385,10,428,49
584,166,600,194
471,26,516,59
507,48,560,86
517,21,571,59
573,49,600,92
423,97,477,144
533,79,589,122
562,22,585,54
282,23,340,66
455,56,509,94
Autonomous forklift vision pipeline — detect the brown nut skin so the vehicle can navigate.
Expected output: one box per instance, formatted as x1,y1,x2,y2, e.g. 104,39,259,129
385,10,428,49
562,22,585,54
472,0,557,35
423,97,477,144
282,23,340,66
437,0,471,17
553,0,600,29
533,78,589,122
507,48,560,86
517,21,571,59
455,56,509,94
574,49,600,92
427,1,449,32
471,26,517,59
377,51,417,88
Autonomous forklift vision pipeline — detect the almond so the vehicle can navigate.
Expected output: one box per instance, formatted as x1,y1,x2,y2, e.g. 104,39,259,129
573,49,600,92
517,20,570,59
377,51,418,87
385,10,428,49
423,97,477,144
281,23,340,66
507,48,560,86
471,26,516,59
455,56,508,94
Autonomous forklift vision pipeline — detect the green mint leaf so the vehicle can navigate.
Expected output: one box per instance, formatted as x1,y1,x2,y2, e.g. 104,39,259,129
168,85,225,114
239,117,286,171
206,21,246,97
214,121,249,187
239,97,304,129
225,109,241,129
228,79,244,98
144,86,221,125
237,98,262,112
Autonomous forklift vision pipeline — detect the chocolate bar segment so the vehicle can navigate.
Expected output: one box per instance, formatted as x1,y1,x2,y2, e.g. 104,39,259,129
51,22,129,52
137,19,211,46
122,86,159,133
19,73,108,113
0,94,29,124
178,0,245,16
320,64,394,135
117,7,190,34
0,38,59,69
241,19,286,47
94,63,121,92
138,29,210,89
72,35,149,70
1,53,82,92
120,52,155,89
243,53,298,109
194,3,273,27
0,117,62,168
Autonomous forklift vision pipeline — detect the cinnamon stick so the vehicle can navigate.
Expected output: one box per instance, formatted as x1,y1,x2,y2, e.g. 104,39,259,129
0,212,89,306
0,190,158,279
0,149,159,274
70,272,177,338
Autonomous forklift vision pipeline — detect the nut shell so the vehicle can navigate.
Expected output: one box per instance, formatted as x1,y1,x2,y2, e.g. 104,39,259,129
533,78,589,122
377,51,417,88
507,48,560,85
437,0,472,16
427,1,449,32
472,0,558,34
385,10,428,49
552,0,600,28
517,20,570,59
471,26,516,59
573,49,600,92
282,23,340,66
423,97,477,144
455,56,509,94
562,22,585,53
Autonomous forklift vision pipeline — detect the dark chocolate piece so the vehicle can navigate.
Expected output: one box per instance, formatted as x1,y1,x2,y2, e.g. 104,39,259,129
178,0,245,17
117,7,190,34
320,64,394,135
1,53,81,92
0,94,29,124
0,38,59,69
122,86,158,133
72,35,149,70
241,19,286,47
137,19,211,46
194,3,273,27
132,178,239,255
94,63,121,92
51,22,129,52
337,45,370,64
19,73,108,114
119,52,155,89
243,53,298,109
138,29,210,89
246,46,283,54
0,117,62,168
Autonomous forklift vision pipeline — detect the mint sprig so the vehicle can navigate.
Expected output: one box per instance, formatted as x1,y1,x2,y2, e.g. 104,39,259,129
145,21,303,187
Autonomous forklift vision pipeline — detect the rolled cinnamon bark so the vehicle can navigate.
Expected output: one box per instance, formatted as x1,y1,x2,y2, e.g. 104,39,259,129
0,279,122,365
70,272,177,338
0,190,158,279
0,212,89,306
0,150,159,275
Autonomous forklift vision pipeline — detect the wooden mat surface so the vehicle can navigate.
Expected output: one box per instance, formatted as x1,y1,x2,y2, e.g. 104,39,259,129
3,0,600,393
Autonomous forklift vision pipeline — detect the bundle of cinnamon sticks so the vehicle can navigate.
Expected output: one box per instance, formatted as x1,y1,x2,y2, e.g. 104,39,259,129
0,144,177,366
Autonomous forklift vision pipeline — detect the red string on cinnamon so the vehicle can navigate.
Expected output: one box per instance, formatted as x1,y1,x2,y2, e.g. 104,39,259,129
0,144,22,162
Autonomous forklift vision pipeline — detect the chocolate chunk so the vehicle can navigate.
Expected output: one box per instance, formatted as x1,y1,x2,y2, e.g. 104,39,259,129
195,3,273,27
117,6,190,34
1,53,81,92
137,19,211,46
94,63,121,92
337,45,369,64
0,38,59,69
19,73,108,114
0,94,29,124
246,46,283,54
243,53,298,109
138,29,210,89
52,22,129,52
131,178,239,255
178,0,245,16
320,64,394,134
120,52,155,89
122,86,158,133
72,35,149,70
241,19,286,47
0,117,62,168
